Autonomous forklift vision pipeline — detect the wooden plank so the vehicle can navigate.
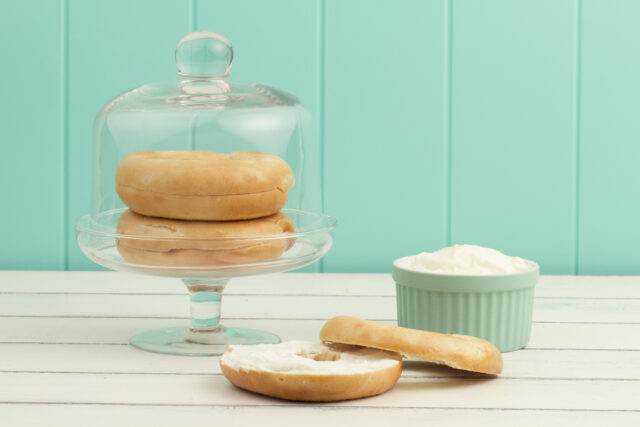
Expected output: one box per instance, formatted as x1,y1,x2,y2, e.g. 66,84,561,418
0,1,63,270
66,0,190,269
0,318,326,345
2,405,637,427
0,272,393,296
1,372,638,410
195,0,323,274
578,0,640,274
0,294,394,319
449,0,577,273
1,317,638,350
500,348,640,379
322,0,447,272
1,293,638,323
195,0,320,139
527,322,640,350
532,298,640,323
1,343,637,380
2,272,640,298
535,275,640,298
0,271,185,294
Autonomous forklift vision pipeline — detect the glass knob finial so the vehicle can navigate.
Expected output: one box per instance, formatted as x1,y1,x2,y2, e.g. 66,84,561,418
175,31,233,78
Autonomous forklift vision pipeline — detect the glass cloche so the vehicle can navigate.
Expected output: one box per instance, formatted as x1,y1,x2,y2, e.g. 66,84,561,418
75,31,336,356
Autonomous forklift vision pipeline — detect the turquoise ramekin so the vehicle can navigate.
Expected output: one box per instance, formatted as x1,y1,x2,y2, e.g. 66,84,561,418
392,256,539,352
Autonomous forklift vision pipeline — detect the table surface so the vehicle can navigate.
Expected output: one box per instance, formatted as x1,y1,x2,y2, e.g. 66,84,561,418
1,271,639,426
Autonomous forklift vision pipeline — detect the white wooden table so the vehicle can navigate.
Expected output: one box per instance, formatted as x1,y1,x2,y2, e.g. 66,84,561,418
1,272,639,426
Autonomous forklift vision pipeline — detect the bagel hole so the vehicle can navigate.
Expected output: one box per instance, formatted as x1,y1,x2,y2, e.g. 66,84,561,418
297,350,341,362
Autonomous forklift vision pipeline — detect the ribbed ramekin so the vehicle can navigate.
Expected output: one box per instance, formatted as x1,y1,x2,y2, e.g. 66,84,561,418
392,256,539,352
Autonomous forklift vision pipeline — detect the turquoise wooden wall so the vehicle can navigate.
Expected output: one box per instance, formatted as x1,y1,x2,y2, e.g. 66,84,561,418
2,0,640,275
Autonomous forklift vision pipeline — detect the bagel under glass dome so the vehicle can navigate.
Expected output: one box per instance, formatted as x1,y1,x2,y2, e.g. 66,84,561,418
76,31,335,356
92,31,320,221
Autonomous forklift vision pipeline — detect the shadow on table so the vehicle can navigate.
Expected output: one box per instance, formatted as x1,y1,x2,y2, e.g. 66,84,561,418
393,362,496,394
400,360,499,379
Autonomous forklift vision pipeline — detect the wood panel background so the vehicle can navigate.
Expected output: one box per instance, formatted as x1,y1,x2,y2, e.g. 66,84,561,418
1,0,639,274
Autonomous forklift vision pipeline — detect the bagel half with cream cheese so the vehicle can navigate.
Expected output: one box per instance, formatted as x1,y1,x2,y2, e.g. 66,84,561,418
220,341,402,402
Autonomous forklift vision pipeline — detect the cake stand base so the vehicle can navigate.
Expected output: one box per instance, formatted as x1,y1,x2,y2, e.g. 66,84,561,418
130,325,281,356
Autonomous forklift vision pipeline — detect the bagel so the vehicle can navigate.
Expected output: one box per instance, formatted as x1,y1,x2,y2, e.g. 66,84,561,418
320,316,503,375
116,209,296,267
219,341,402,402
115,151,294,221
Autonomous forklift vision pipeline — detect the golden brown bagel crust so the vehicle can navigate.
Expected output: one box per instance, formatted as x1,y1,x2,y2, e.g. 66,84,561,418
116,210,295,267
115,151,294,221
320,316,503,375
219,345,402,402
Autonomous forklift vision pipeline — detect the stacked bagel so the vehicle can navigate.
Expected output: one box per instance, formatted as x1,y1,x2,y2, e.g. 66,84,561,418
114,150,296,267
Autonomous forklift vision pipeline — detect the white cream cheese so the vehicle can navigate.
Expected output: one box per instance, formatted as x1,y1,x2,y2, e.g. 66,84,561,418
220,341,399,375
401,244,531,275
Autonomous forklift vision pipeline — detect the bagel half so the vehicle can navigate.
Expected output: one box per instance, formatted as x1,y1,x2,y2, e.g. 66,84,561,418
115,150,295,221
320,316,503,375
220,341,402,402
116,210,296,267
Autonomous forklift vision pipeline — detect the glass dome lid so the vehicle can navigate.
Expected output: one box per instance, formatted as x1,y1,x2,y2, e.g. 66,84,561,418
92,30,321,222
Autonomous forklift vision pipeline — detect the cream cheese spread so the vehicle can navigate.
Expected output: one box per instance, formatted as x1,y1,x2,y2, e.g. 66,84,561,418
220,341,399,375
402,244,531,275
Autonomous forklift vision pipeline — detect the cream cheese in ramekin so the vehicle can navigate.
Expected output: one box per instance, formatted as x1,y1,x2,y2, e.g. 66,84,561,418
400,244,531,275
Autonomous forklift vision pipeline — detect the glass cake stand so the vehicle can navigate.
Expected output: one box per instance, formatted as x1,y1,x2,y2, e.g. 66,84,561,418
75,208,336,356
